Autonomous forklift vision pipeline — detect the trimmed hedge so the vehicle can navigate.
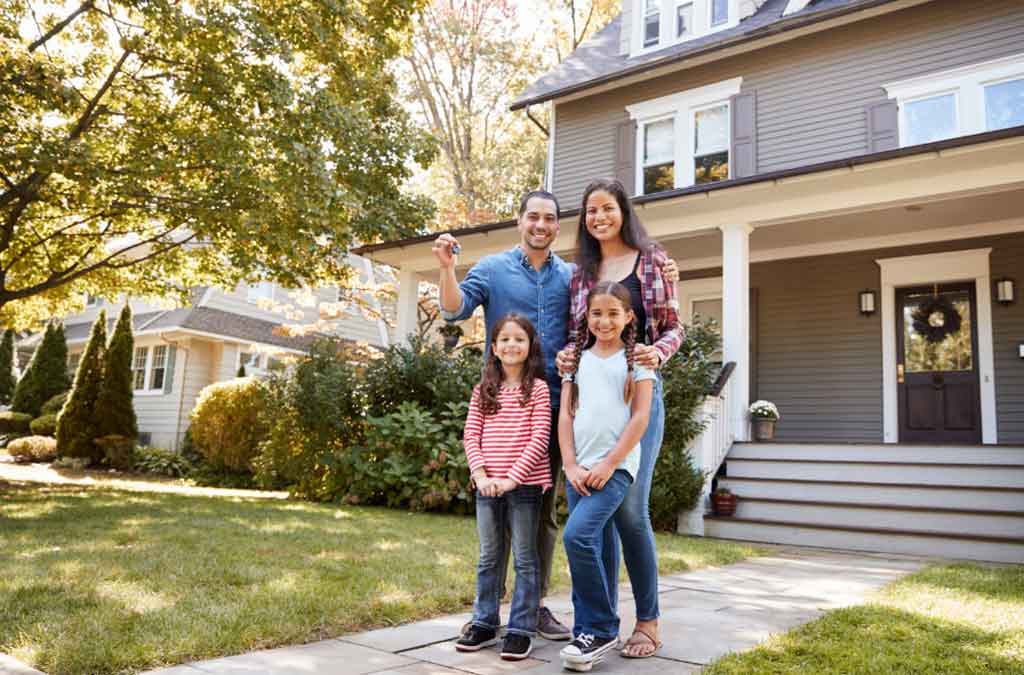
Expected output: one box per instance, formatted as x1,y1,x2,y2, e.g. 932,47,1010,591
190,377,270,472
41,392,69,416
7,435,57,462
30,414,57,437
0,411,34,434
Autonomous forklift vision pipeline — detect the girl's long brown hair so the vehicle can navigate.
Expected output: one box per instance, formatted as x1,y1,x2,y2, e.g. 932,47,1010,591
479,313,545,416
567,281,638,415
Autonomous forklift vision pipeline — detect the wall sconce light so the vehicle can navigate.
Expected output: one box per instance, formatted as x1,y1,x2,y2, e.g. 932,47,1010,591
995,278,1015,305
859,290,877,315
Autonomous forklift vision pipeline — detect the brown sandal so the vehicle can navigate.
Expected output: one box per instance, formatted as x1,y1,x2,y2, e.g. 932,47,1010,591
620,626,662,659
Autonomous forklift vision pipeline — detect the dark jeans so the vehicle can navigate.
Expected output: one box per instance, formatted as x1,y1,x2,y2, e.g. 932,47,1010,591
499,407,561,600
472,485,543,636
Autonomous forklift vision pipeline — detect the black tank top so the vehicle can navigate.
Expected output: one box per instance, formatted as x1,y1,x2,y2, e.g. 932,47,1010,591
620,253,650,345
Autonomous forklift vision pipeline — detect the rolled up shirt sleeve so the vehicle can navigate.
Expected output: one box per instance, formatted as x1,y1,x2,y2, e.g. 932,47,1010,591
441,258,491,322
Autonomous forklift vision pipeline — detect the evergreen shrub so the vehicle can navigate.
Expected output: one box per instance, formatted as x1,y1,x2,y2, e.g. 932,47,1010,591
95,435,135,470
29,414,57,436
41,392,69,416
190,377,269,472
0,328,16,405
56,312,106,461
0,412,33,433
95,305,137,439
12,324,70,417
7,435,58,462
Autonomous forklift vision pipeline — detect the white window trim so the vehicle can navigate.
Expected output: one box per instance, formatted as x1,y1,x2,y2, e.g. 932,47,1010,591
627,77,741,194
132,345,168,396
885,52,1024,146
631,0,739,56
236,349,266,376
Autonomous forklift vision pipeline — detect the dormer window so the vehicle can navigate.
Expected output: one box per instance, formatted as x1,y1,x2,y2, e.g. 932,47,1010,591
633,0,738,55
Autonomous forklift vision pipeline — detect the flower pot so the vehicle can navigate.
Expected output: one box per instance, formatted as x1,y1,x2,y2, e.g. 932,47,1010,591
443,333,460,351
711,492,737,517
752,418,776,441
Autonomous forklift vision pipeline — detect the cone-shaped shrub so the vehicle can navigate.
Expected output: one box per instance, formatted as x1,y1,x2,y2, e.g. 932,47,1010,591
0,329,16,405
95,305,137,440
56,312,106,460
12,324,70,416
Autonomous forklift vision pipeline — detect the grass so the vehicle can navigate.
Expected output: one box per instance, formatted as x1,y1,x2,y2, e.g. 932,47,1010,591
0,481,758,675
706,563,1024,674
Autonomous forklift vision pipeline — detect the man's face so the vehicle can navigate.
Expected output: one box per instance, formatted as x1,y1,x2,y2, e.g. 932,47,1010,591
517,197,559,252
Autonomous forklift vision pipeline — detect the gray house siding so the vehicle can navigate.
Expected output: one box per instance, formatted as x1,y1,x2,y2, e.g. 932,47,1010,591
552,0,1024,207
682,233,1024,443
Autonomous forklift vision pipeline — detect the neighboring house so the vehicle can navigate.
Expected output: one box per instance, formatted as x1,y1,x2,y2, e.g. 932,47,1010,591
357,0,1024,562
20,255,391,450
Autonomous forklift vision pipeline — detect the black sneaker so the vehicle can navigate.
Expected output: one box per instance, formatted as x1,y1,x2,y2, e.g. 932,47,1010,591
537,606,572,641
560,633,619,671
500,633,533,661
455,625,498,652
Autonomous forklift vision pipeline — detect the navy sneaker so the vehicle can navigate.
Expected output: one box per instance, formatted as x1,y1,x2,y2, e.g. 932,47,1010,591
500,633,533,660
455,625,498,652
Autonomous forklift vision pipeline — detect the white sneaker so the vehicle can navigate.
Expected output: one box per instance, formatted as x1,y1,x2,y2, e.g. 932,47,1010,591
560,633,619,671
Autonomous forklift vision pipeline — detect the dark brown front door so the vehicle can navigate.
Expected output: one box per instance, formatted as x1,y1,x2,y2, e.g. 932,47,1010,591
896,283,981,444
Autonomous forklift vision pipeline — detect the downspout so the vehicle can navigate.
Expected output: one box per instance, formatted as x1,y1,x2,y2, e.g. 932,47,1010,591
525,104,549,137
525,104,554,193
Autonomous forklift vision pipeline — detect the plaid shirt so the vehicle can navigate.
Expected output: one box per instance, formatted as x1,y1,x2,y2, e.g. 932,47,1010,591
567,247,684,366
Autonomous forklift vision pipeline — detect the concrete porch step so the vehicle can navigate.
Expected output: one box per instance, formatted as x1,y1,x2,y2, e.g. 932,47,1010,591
733,497,1024,539
718,476,1022,512
726,458,1024,488
704,516,1024,564
729,442,1024,465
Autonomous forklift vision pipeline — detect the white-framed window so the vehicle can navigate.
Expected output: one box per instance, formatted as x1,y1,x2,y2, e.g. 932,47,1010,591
627,77,742,195
680,277,723,363
246,280,275,304
632,0,738,55
885,53,1024,147
133,345,169,394
67,352,81,378
83,294,102,308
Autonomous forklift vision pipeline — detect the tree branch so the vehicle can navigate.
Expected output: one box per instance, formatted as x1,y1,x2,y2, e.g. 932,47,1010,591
28,1,96,53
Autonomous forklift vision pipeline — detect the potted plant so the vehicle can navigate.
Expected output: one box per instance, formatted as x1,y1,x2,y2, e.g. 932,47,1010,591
749,400,780,441
711,487,737,517
438,323,463,351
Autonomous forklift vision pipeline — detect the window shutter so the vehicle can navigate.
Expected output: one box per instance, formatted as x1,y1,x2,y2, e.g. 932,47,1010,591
866,100,899,152
163,345,177,394
615,119,637,196
730,91,757,178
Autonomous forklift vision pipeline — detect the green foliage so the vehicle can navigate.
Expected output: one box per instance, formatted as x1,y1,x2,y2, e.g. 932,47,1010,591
0,328,15,404
29,414,57,437
12,324,70,416
650,317,722,531
347,400,473,513
236,364,246,378
255,339,367,496
7,435,58,462
190,378,270,473
41,391,69,416
56,312,106,461
0,411,33,433
95,435,135,470
133,446,194,478
95,305,137,439
0,0,434,328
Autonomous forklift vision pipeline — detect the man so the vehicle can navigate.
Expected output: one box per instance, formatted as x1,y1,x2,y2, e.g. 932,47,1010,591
434,189,574,642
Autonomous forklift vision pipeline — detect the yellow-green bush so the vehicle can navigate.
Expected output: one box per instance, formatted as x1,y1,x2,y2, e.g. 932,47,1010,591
30,414,57,436
190,377,269,472
0,411,33,434
7,435,57,462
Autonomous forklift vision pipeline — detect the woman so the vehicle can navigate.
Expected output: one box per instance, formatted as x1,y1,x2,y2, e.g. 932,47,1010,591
556,177,683,659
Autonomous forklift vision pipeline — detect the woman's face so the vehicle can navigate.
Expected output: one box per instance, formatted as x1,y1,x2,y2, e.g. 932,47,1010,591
585,190,624,243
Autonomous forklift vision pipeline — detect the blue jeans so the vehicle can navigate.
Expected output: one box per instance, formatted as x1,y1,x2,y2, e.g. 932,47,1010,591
472,485,543,636
608,375,664,621
564,470,633,639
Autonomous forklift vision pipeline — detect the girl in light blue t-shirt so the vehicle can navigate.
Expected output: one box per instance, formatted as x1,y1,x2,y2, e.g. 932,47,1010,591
557,280,655,672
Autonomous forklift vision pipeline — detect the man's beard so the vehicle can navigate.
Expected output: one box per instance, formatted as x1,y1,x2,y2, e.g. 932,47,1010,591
523,232,552,251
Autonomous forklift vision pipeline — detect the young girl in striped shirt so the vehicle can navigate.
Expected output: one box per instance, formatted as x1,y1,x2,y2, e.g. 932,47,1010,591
458,313,552,661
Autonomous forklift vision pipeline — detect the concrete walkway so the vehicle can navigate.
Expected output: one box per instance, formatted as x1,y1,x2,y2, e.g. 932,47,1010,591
136,547,925,675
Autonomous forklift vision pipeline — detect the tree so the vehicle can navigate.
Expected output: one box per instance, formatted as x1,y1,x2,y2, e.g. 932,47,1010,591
56,310,105,460
0,328,15,404
545,0,620,62
95,304,136,439
0,0,435,328
11,322,70,416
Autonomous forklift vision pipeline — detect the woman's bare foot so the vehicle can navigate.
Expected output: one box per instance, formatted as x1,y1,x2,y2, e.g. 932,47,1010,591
621,619,661,658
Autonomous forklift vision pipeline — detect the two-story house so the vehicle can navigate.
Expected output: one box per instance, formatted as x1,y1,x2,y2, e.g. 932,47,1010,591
358,0,1024,562
22,255,391,450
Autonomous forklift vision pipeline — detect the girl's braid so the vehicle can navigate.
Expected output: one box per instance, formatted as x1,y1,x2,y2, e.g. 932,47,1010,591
622,319,637,405
568,327,587,415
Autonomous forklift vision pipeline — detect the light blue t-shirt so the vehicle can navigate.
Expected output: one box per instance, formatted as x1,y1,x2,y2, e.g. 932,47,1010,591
564,349,655,481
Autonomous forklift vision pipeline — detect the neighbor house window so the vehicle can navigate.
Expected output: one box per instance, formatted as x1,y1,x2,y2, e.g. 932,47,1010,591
634,0,736,53
132,347,148,390
246,280,275,304
67,353,81,378
627,77,742,195
886,53,1024,147
133,346,168,393
150,346,167,390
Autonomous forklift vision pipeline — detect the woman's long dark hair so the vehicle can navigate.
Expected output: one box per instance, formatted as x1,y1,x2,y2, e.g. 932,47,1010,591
575,178,656,285
566,281,639,415
478,313,545,416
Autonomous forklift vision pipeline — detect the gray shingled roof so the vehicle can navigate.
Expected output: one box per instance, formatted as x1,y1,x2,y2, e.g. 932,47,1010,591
64,307,314,351
63,311,166,343
512,0,901,109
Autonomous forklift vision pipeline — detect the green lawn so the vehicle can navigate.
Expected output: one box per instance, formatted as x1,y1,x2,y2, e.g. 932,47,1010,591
0,481,758,675
706,563,1024,674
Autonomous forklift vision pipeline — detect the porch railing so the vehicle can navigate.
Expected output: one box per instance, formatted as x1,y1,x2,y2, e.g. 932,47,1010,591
678,362,736,536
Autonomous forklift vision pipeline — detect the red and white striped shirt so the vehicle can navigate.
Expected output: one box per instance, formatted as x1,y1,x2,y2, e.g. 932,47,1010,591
464,379,552,489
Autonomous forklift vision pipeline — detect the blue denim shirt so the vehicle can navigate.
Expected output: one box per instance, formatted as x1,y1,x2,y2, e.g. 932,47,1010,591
442,246,573,406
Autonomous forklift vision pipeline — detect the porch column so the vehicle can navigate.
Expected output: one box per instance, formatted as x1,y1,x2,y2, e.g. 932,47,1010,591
395,268,420,345
720,223,753,442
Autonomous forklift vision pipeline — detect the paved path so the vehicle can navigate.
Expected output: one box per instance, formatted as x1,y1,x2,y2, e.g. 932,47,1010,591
134,547,925,675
